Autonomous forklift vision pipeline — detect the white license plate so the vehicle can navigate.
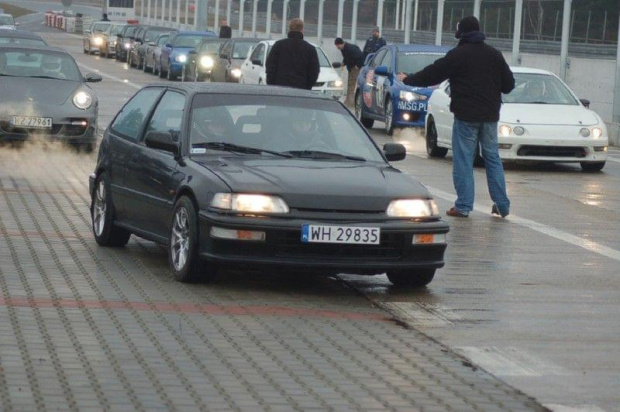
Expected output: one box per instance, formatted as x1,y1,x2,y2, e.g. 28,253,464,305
11,116,53,129
301,224,380,245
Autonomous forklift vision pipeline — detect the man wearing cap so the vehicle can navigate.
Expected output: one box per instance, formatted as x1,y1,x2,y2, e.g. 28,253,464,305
362,27,387,61
397,16,514,219
335,37,364,107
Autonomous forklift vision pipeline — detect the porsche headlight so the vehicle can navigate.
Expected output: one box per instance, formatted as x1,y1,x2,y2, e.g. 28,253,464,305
499,125,512,137
211,193,290,214
591,127,603,139
386,199,439,218
93,37,103,46
328,79,343,88
176,54,187,63
200,55,214,68
73,91,93,110
231,68,242,78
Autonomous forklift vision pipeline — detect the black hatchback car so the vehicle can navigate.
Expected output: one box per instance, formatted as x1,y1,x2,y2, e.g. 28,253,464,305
89,84,449,287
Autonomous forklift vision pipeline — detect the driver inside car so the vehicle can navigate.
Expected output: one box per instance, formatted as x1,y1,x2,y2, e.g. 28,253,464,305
40,55,66,79
521,78,546,103
268,110,334,152
191,107,235,144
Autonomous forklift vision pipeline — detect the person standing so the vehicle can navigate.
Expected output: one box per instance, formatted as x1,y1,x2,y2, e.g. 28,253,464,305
362,26,387,60
219,19,232,38
334,37,364,107
101,13,110,21
397,16,514,218
265,18,319,91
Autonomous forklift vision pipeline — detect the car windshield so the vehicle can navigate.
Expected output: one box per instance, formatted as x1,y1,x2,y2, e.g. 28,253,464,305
201,39,227,54
0,37,46,46
110,25,123,35
123,26,139,37
156,35,169,46
0,15,14,25
503,73,579,105
397,52,445,76
0,49,82,81
174,35,209,48
92,23,110,33
231,41,255,59
315,47,332,68
189,94,385,162
145,29,168,42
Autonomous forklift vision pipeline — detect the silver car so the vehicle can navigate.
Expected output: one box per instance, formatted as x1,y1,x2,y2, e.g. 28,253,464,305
83,21,113,55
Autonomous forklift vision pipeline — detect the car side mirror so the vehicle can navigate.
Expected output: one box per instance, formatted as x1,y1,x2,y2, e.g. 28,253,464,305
220,52,229,59
383,143,406,161
84,72,103,83
165,43,173,48
375,65,390,77
145,131,179,155
251,58,262,66
579,98,590,109
332,62,342,69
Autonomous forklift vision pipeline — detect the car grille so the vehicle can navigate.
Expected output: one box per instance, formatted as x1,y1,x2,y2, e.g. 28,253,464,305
1,121,88,137
517,145,587,158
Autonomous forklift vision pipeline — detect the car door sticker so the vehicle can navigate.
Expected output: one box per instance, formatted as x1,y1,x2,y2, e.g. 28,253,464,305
376,76,385,109
363,69,374,108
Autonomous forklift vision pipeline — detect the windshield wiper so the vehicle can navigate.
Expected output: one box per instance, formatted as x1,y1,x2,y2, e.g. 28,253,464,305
284,150,366,162
193,142,293,158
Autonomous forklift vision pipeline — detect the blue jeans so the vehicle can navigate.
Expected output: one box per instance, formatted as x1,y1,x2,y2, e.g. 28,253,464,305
451,118,510,216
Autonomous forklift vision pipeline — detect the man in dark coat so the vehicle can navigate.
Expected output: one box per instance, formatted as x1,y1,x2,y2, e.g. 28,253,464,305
266,18,320,90
334,37,364,107
101,13,110,21
362,26,387,60
219,19,232,38
397,16,515,218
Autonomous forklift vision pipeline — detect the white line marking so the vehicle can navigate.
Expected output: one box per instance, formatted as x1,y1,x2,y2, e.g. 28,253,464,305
381,302,461,327
543,404,607,412
454,347,569,377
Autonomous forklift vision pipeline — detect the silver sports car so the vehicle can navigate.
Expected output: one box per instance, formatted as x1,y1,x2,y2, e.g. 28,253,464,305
0,45,102,150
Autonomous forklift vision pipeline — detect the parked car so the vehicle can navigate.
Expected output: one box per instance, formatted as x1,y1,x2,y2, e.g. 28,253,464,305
98,23,125,58
128,25,170,69
115,24,142,62
143,32,170,75
211,37,263,83
0,30,47,46
0,45,102,151
183,37,229,82
425,67,609,171
355,44,451,135
0,14,17,30
240,40,343,97
89,83,448,286
159,30,217,81
83,21,113,55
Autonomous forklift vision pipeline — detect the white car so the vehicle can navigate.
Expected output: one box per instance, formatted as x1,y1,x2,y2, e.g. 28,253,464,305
0,14,17,30
425,67,608,172
239,40,344,97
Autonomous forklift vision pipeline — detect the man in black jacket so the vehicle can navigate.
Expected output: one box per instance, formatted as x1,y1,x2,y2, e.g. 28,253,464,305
335,37,364,107
362,27,387,60
266,18,319,91
397,16,514,218
219,19,232,38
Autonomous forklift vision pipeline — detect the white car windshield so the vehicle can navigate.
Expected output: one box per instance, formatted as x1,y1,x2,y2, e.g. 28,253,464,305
0,49,82,81
315,47,332,68
189,94,385,162
503,73,579,105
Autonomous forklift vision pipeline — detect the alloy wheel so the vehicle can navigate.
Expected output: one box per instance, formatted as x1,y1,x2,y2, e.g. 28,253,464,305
171,207,190,271
93,180,106,237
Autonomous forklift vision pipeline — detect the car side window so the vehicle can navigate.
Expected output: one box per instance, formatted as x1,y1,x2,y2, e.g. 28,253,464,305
167,33,176,45
145,91,186,142
110,88,164,142
380,50,392,72
250,44,263,63
370,50,386,69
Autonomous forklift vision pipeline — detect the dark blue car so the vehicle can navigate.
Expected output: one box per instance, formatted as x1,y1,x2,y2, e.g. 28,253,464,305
159,30,216,81
355,44,452,135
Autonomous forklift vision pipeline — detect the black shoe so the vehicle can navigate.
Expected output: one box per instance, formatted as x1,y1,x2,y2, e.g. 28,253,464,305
446,207,469,218
491,204,509,218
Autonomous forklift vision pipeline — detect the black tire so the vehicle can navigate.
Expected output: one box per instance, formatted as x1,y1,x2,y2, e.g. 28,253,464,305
153,59,159,76
581,161,605,172
355,91,374,129
91,173,131,247
137,55,143,70
387,269,435,288
83,42,88,54
167,62,176,81
384,98,395,136
169,196,215,282
426,117,448,158
143,59,150,72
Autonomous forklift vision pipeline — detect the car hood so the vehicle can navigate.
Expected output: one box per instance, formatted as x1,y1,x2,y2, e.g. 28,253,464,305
197,157,430,211
500,104,599,126
0,78,83,108
394,79,437,97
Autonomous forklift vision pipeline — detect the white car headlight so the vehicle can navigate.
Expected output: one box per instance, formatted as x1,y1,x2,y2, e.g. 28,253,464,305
328,79,343,88
211,193,290,214
123,42,131,49
176,54,187,63
73,91,93,110
200,55,214,68
231,68,242,78
499,125,512,137
93,37,103,46
591,127,603,139
386,199,439,218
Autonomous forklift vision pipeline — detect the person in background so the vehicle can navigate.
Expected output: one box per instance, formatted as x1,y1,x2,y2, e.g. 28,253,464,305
362,26,386,61
397,16,514,218
334,37,364,107
219,19,232,38
101,13,110,21
265,18,319,91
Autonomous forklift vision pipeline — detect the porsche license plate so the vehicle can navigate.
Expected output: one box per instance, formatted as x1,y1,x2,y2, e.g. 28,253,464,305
301,224,380,245
11,116,53,129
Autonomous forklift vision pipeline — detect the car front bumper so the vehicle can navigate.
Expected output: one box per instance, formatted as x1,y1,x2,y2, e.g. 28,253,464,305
198,211,449,275
0,116,96,144
497,136,608,163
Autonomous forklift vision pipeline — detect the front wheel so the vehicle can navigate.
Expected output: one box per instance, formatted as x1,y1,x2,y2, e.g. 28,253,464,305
355,91,374,129
384,99,395,136
581,161,605,172
91,173,131,247
426,117,448,158
386,269,435,288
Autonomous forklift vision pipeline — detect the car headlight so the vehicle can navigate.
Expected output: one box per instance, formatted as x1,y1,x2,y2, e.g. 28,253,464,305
73,91,93,110
123,42,131,49
211,193,290,214
176,54,187,63
591,127,603,139
499,125,512,137
231,68,242,78
327,79,343,88
110,41,116,46
399,90,426,102
200,55,214,68
93,37,103,46
386,199,439,218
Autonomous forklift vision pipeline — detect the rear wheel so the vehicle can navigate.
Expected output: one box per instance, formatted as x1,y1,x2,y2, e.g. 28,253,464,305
91,173,131,247
355,91,374,129
386,269,435,288
581,161,605,172
384,98,395,136
426,117,448,158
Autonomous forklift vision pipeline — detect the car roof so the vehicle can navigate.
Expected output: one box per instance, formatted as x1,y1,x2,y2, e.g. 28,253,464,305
510,66,554,75
0,30,44,40
393,44,453,53
176,30,216,36
0,43,70,54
